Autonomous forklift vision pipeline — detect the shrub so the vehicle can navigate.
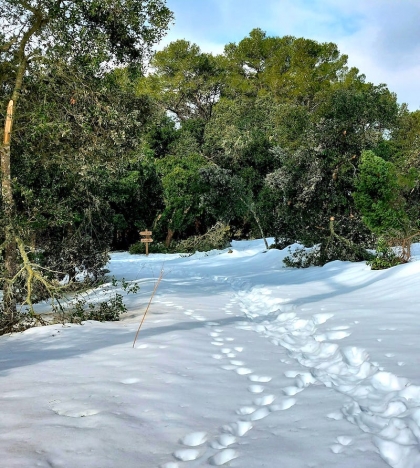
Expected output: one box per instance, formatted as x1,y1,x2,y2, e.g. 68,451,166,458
173,223,231,253
367,238,403,270
129,241,169,255
54,277,139,324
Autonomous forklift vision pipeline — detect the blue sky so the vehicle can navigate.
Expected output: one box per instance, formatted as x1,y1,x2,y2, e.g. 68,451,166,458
157,0,420,111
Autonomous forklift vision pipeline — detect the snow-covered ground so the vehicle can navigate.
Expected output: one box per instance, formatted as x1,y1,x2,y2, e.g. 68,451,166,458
1,239,420,468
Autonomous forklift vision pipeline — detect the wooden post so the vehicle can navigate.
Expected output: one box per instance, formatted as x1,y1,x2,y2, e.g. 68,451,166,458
140,230,153,256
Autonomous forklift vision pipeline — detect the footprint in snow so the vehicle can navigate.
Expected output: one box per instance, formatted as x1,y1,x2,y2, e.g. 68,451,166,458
120,378,140,384
284,370,303,378
249,407,271,421
208,448,238,466
336,436,353,446
212,354,224,360
371,372,408,392
51,402,101,418
236,406,256,415
230,360,245,366
315,330,351,341
248,385,265,394
253,394,275,406
248,375,271,383
223,421,253,437
180,431,208,447
210,434,237,449
282,386,304,396
327,411,343,421
270,398,296,411
173,449,201,461
221,365,237,371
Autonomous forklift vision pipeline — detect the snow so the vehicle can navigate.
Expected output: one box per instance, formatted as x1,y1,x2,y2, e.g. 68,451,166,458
1,239,420,467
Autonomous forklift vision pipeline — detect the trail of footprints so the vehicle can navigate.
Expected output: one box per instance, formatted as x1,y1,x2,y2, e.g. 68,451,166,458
160,299,307,467
155,280,419,466
153,293,362,466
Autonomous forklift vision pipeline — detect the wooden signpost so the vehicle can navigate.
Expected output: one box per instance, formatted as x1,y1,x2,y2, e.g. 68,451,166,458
140,230,153,256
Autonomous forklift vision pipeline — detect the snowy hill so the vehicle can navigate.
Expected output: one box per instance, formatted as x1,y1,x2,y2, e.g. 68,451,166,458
1,239,420,468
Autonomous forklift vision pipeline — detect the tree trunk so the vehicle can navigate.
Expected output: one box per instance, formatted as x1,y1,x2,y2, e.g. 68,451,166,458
165,228,175,248
1,103,17,318
1,11,47,321
240,196,269,249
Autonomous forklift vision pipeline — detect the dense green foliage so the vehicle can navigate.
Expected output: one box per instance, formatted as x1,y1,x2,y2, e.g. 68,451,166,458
1,17,419,326
0,0,173,329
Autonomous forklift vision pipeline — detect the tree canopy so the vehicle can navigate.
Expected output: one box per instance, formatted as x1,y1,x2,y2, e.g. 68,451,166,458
1,23,419,332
